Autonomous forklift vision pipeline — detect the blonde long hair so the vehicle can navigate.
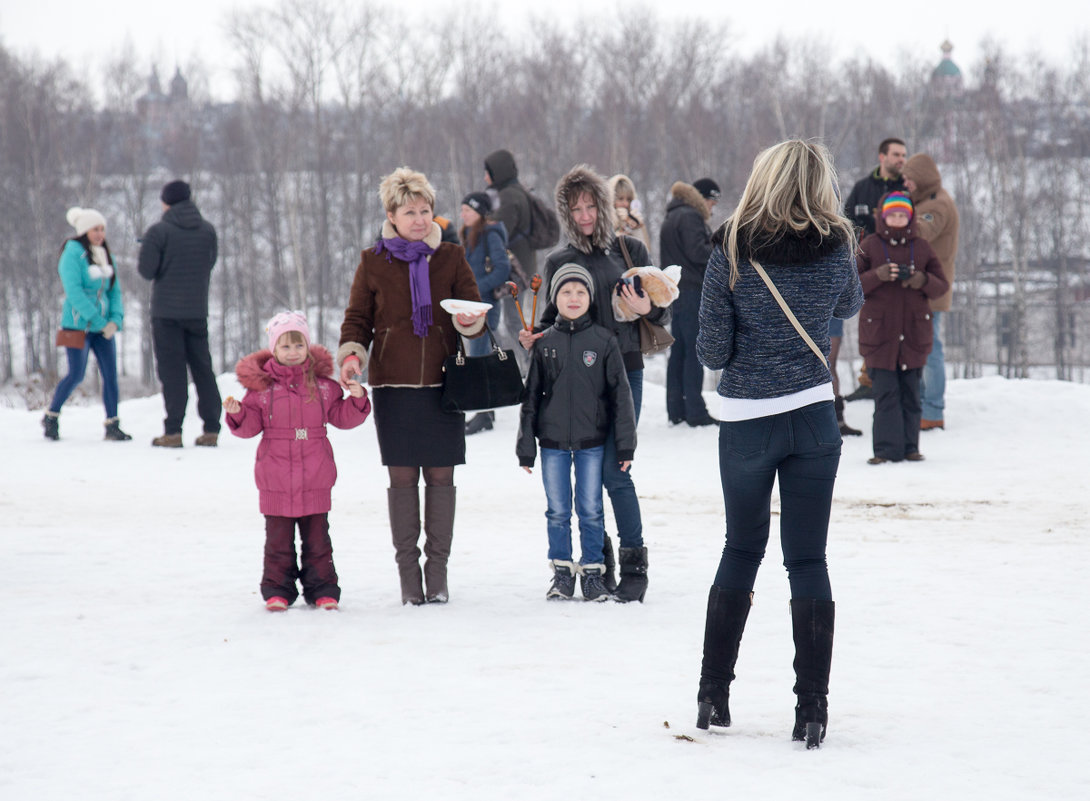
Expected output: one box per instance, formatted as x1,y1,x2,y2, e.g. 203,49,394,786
722,139,856,288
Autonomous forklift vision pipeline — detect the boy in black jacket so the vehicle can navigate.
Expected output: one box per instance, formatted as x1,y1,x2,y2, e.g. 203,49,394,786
517,264,637,601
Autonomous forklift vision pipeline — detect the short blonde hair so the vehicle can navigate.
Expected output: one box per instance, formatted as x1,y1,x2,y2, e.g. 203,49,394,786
379,167,436,214
611,176,635,204
723,139,856,288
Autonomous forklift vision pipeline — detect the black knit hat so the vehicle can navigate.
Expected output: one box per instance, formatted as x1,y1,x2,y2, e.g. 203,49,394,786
693,178,721,200
462,191,492,217
160,180,191,206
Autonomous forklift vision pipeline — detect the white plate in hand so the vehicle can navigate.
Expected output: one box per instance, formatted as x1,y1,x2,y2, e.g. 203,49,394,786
439,298,492,315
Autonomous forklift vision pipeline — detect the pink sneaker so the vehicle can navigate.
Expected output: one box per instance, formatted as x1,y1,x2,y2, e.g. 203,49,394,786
265,596,289,612
315,597,339,610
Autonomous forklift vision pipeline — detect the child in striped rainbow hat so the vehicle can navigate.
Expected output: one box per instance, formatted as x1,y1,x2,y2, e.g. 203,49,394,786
880,191,913,227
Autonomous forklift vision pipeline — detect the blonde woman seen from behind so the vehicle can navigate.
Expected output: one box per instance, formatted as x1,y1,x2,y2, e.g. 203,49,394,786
694,140,863,748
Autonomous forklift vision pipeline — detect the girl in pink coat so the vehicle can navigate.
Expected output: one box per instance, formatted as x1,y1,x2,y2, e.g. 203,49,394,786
226,311,370,611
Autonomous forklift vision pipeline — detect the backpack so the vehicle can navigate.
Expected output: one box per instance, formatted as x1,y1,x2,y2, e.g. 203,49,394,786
521,189,560,251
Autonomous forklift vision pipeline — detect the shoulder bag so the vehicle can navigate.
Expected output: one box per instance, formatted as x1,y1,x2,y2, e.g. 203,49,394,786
617,235,675,356
56,328,87,349
750,261,829,369
440,326,526,413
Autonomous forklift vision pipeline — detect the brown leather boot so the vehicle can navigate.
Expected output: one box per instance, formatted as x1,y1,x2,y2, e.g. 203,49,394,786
387,487,424,605
422,486,456,603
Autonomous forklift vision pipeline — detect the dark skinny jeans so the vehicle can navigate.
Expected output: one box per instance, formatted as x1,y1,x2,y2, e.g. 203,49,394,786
713,401,841,600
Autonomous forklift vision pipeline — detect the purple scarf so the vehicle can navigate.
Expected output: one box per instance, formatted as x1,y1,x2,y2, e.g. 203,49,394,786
375,235,435,338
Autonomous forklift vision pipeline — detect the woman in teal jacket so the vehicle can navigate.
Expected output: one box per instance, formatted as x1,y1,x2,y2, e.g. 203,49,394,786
43,207,131,441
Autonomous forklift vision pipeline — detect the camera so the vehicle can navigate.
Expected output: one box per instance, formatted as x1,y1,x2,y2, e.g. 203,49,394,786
895,263,915,279
615,274,643,296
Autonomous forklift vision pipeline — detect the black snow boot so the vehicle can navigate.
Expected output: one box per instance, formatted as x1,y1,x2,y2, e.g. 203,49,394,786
42,412,59,441
835,396,862,437
601,533,618,593
790,598,835,749
546,560,576,600
464,411,494,435
696,586,752,729
104,417,133,441
613,546,648,603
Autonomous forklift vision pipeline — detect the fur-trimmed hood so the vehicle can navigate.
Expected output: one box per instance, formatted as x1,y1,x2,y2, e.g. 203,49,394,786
555,165,616,254
667,181,710,221
235,344,334,391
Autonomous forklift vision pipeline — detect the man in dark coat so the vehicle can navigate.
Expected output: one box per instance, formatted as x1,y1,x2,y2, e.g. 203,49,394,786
843,138,907,237
138,180,222,448
660,177,719,426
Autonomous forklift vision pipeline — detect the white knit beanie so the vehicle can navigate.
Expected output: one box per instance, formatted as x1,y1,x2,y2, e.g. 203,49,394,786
66,207,107,237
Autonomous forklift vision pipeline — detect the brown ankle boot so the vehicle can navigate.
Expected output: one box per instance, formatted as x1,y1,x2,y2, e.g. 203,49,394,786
423,486,456,603
387,487,424,605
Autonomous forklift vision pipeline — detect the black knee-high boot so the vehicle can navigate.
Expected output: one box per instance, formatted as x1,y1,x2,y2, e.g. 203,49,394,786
791,598,835,749
696,586,753,729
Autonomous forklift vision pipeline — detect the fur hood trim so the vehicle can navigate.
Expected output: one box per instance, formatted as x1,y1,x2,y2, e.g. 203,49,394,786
669,181,710,221
556,165,616,254
712,223,849,265
235,344,334,391
611,265,681,322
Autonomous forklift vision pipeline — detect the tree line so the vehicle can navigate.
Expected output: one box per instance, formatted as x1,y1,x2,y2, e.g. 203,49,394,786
2,1,1089,400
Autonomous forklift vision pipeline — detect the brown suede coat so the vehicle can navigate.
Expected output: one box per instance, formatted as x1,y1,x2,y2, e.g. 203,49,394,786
338,221,484,388
902,154,959,312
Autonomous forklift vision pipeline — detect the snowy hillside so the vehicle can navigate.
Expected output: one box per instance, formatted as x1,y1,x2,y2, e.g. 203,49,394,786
3,375,1088,800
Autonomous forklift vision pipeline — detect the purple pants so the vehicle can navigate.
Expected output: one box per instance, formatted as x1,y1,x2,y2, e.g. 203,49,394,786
261,513,340,605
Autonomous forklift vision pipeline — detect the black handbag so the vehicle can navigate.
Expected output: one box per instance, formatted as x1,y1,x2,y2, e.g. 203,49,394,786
440,327,526,413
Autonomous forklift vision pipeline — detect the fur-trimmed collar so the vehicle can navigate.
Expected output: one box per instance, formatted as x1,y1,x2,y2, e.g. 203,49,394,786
712,223,848,265
235,344,334,391
555,165,616,254
668,181,710,221
380,219,443,250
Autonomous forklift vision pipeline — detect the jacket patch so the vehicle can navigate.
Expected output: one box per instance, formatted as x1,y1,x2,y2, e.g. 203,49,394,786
582,350,598,367
921,212,935,222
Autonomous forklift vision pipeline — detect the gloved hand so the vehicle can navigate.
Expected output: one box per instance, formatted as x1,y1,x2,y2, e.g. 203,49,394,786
903,271,928,290
875,262,897,281
101,322,118,339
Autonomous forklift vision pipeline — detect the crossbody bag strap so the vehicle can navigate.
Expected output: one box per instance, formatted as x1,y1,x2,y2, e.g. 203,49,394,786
616,234,635,270
750,261,829,370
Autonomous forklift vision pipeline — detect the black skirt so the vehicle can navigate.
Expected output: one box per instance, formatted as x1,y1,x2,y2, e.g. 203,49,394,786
372,387,466,466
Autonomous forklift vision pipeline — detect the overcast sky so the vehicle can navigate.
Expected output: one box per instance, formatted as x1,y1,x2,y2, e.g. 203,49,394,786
2,0,1085,100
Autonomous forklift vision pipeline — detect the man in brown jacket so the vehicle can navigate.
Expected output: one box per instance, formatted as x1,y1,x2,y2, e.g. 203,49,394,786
902,154,959,430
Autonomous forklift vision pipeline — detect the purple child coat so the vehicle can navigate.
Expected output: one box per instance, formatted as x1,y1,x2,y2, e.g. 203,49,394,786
227,344,370,517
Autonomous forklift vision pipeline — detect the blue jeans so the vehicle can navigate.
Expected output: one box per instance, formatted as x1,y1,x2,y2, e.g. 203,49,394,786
540,446,606,564
666,290,709,422
50,332,119,418
921,311,945,420
604,368,643,548
713,402,842,600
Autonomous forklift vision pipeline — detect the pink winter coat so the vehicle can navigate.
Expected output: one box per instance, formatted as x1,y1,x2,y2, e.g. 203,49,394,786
227,344,370,517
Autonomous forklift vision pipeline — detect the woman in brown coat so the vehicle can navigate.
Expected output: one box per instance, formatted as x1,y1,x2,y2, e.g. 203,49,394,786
856,192,949,464
338,167,486,605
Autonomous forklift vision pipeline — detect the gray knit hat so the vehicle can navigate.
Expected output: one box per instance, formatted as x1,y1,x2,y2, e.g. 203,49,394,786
549,263,594,304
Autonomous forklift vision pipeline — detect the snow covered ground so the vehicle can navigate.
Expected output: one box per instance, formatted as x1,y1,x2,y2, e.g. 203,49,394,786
3,371,1088,800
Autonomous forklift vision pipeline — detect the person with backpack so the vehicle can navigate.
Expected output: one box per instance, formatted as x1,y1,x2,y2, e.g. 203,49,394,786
484,149,559,360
